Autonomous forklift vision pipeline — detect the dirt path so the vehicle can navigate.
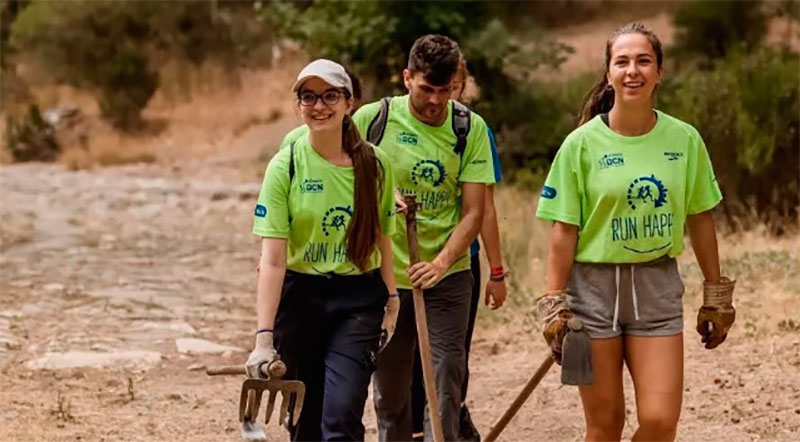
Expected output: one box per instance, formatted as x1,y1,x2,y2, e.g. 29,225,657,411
1,163,798,441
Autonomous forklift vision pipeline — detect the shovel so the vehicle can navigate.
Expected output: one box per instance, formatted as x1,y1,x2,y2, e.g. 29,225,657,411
483,318,593,442
207,359,305,441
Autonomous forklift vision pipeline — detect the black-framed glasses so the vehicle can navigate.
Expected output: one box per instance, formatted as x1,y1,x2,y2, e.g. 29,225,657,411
298,89,347,107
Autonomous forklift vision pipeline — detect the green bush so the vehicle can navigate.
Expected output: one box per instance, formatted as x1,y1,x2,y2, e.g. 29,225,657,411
9,1,266,130
672,0,768,60
659,48,799,232
10,1,159,130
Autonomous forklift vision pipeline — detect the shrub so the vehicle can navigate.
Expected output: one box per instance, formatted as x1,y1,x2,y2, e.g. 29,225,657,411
660,48,799,232
672,0,768,60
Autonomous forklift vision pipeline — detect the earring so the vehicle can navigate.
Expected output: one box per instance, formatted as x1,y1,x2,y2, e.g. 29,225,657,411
605,84,613,91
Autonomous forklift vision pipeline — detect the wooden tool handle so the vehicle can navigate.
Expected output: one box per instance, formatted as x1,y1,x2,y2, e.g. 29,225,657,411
404,194,445,442
206,359,287,378
404,194,420,264
483,353,556,442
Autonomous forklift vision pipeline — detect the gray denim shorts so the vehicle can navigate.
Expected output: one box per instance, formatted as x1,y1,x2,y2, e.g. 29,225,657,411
566,255,685,339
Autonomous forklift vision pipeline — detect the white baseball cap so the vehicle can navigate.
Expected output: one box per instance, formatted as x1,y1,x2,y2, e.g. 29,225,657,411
292,59,353,96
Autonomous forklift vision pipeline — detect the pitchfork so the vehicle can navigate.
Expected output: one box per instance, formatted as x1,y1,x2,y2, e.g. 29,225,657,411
207,360,305,441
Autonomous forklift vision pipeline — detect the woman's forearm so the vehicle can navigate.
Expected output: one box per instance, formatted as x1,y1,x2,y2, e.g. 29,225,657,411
687,210,721,283
256,263,285,330
379,234,398,293
256,238,287,330
546,222,579,292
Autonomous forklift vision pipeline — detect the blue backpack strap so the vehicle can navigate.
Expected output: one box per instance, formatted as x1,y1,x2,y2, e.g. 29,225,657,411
451,100,471,156
366,97,392,146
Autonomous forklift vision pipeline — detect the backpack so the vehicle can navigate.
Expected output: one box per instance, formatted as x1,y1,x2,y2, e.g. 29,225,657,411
365,97,471,156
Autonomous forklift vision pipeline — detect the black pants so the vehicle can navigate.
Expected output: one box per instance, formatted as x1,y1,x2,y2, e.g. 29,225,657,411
411,255,481,436
274,270,388,441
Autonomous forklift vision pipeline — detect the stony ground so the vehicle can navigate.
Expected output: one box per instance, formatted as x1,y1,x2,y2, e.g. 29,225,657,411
1,161,798,442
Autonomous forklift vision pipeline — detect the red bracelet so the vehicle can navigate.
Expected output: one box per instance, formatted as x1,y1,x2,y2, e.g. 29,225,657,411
490,266,505,276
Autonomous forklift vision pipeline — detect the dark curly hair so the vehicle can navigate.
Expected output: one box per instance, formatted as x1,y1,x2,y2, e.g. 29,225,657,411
407,34,462,86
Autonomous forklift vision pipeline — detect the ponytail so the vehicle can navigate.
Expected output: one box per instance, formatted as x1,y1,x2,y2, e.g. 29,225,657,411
578,75,615,126
342,115,382,271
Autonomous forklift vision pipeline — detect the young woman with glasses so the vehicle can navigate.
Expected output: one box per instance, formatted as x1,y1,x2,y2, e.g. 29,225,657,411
247,59,399,441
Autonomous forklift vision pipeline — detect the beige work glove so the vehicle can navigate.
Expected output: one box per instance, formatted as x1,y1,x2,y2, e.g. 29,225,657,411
245,332,278,379
379,294,400,351
696,277,736,349
535,290,573,364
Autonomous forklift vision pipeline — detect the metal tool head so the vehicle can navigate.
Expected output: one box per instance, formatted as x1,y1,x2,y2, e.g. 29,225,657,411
206,360,306,440
561,317,594,386
239,377,306,428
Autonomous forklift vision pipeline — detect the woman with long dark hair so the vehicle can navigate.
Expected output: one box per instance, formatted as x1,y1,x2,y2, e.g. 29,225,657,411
247,59,398,441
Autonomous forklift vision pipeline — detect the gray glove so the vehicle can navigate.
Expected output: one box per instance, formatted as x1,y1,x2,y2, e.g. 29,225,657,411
245,332,278,379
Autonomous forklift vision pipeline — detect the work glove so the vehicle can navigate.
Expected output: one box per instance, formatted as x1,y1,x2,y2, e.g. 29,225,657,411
245,331,279,379
696,277,736,349
379,294,400,351
535,290,573,364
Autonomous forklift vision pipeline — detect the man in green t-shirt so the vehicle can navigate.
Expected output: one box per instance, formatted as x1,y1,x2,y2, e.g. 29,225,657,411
352,35,494,442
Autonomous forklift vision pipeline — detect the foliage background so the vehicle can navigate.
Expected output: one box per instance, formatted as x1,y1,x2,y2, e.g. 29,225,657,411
2,0,798,231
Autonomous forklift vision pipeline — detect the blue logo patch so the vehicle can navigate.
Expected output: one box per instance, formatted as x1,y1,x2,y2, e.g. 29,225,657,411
541,186,557,199
254,204,267,218
322,205,353,236
411,160,447,187
626,175,668,210
664,152,684,161
598,153,625,169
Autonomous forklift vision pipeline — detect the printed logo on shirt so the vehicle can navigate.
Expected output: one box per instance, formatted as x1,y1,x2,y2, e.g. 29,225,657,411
300,178,324,193
626,175,668,210
611,175,674,254
664,152,684,161
541,186,557,199
598,153,625,169
321,205,353,237
411,159,447,187
396,131,418,146
254,204,267,218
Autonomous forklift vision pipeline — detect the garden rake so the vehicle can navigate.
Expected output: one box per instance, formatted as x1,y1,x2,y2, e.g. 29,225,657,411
207,360,305,441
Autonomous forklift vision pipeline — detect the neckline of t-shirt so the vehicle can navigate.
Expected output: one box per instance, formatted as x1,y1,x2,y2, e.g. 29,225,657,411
301,137,354,171
594,109,665,144
397,95,454,131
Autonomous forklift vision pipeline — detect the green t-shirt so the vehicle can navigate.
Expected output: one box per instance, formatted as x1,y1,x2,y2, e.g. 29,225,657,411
252,136,396,275
536,111,722,263
280,125,309,150
352,95,495,288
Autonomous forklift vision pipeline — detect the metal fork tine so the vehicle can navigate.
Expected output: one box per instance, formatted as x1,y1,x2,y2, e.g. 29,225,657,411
278,390,291,427
253,388,264,421
263,389,278,425
292,390,306,426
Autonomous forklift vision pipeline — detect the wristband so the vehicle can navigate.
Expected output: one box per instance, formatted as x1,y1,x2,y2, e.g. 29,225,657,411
255,328,274,335
490,266,505,276
389,293,399,298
